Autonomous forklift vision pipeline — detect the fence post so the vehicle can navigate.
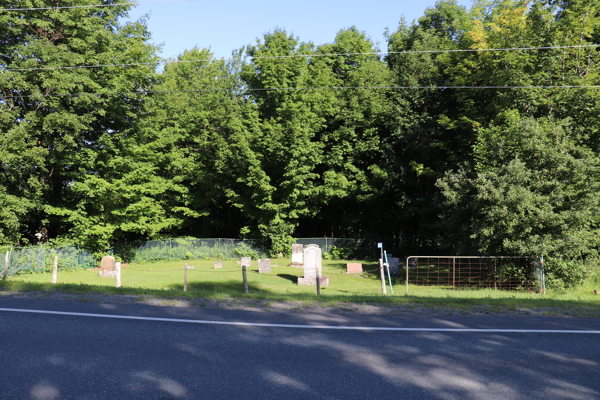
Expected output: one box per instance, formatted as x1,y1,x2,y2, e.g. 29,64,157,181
3,251,8,280
184,263,189,292
405,257,409,295
52,256,58,284
242,265,248,293
169,239,172,261
453,257,456,290
116,264,121,288
379,258,387,296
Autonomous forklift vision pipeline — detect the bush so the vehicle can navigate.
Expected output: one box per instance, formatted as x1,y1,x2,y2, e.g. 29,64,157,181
544,258,588,290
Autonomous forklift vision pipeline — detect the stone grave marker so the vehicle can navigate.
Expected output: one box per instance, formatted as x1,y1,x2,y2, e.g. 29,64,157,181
100,255,116,271
298,244,328,286
387,257,400,274
259,259,271,273
291,244,304,265
214,261,223,269
99,256,116,277
346,263,363,273
241,257,252,268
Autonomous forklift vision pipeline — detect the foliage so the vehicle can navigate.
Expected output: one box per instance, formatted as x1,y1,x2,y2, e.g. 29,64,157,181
544,257,589,290
2,1,599,288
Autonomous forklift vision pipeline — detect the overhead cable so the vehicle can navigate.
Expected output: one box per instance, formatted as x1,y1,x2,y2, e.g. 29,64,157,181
2,85,599,99
0,0,193,12
4,44,599,72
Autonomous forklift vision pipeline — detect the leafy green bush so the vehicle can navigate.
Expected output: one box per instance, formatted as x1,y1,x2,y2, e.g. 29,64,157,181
544,258,588,290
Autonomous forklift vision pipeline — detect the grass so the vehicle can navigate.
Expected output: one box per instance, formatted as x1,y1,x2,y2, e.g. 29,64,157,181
2,258,600,311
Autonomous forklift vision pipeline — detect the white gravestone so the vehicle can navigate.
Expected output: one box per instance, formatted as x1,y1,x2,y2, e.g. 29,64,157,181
298,244,328,286
214,261,223,269
291,244,304,265
241,257,252,268
259,259,271,273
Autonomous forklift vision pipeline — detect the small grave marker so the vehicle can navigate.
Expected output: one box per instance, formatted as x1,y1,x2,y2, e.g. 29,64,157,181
291,244,304,265
214,261,223,269
346,263,363,273
100,256,116,271
259,259,271,273
241,257,252,268
387,257,400,274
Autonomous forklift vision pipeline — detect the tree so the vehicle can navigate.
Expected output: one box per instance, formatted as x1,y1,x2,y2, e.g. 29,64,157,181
0,0,159,248
438,111,600,265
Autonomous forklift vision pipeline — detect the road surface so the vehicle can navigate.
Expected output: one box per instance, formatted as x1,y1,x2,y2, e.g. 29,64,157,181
1,297,599,400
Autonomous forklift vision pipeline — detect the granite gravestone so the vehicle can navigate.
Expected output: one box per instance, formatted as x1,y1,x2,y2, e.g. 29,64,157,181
214,261,223,269
100,256,116,271
99,256,117,278
346,263,363,273
298,244,328,286
259,259,271,273
241,257,252,268
387,257,400,274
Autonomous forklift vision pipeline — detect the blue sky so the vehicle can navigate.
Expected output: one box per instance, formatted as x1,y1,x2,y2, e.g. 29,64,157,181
123,0,473,61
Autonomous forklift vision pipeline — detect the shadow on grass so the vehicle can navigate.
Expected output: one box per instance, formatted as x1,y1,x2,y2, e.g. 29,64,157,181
3,279,600,310
276,274,298,284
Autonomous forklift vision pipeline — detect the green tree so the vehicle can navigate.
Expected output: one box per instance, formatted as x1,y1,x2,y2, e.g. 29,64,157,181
0,0,159,248
438,111,600,264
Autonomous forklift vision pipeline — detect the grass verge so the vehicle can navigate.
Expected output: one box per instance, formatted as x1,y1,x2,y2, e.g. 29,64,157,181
2,258,599,311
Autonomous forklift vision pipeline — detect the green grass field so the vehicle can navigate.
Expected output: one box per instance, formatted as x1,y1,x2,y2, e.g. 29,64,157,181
2,258,600,310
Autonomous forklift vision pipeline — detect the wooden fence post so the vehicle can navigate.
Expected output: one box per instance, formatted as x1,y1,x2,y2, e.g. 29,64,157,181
379,258,387,296
52,256,58,284
242,265,248,293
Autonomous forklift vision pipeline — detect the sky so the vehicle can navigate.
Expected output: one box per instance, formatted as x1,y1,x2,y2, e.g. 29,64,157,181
122,0,473,61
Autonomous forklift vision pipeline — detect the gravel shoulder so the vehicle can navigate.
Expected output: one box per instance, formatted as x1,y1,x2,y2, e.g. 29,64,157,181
2,289,599,319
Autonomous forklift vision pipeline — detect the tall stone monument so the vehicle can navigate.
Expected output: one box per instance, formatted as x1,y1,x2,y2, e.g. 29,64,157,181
291,244,304,265
298,244,329,286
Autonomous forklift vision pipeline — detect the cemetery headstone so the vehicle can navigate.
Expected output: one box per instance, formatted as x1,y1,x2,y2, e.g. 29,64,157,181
100,255,116,271
291,244,304,265
259,259,271,274
298,244,329,287
387,257,400,274
241,257,252,268
346,263,363,273
214,261,223,269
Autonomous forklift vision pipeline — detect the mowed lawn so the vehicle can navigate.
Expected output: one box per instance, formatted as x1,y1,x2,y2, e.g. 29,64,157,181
4,258,600,310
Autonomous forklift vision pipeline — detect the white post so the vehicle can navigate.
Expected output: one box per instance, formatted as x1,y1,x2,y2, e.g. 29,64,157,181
116,264,121,288
3,251,8,280
52,256,58,284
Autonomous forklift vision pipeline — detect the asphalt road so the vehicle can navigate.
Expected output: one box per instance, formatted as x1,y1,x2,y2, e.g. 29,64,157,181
0,297,599,400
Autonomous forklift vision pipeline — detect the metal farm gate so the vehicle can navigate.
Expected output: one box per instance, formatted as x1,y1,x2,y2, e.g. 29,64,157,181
404,256,544,293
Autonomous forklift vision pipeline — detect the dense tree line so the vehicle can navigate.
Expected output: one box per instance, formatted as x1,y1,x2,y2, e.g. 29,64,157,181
1,0,599,284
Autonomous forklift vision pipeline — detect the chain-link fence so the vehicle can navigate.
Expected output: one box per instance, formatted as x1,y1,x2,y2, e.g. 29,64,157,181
1,245,95,276
111,238,269,263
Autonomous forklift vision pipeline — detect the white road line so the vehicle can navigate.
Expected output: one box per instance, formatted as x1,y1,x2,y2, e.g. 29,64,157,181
1,307,599,333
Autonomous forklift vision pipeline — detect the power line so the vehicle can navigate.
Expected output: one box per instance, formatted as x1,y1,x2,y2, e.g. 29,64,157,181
0,0,193,12
2,85,599,99
4,44,599,72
